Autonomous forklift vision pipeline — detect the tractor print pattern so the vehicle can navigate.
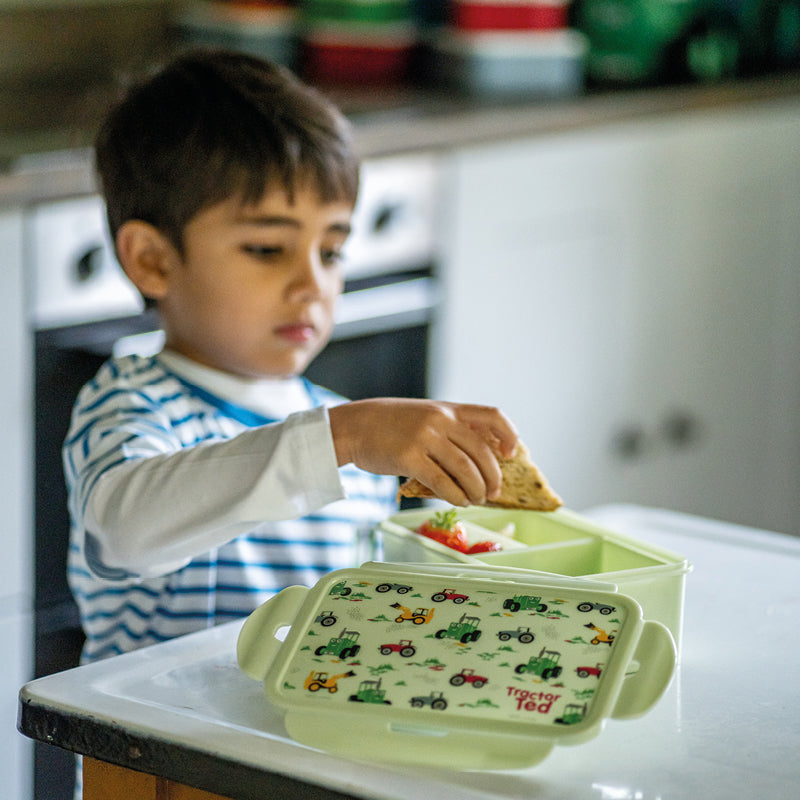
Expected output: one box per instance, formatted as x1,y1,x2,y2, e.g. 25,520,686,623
276,570,626,728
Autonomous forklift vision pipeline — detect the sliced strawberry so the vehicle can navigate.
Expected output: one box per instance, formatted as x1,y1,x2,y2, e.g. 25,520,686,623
466,540,502,555
416,509,469,553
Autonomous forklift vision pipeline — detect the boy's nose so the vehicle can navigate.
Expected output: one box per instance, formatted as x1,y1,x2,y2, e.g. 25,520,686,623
287,254,325,300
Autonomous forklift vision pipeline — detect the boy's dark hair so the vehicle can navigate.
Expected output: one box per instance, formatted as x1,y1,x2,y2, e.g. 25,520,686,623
95,49,360,253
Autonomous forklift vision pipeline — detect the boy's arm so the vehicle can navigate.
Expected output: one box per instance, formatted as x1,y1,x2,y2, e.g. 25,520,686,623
79,406,344,577
329,398,518,508
76,398,517,578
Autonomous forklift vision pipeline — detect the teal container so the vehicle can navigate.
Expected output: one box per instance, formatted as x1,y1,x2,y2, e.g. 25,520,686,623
176,2,298,68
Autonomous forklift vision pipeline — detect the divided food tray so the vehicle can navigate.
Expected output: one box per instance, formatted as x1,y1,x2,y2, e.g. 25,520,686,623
379,507,691,649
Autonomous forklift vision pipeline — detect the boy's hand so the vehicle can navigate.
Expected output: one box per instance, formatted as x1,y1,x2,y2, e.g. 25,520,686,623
328,399,518,507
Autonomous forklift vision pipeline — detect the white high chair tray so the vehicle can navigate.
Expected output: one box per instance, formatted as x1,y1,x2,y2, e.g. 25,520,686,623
18,505,800,799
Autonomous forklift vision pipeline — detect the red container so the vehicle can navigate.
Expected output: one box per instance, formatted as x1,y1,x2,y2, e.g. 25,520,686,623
302,28,415,86
453,1,570,31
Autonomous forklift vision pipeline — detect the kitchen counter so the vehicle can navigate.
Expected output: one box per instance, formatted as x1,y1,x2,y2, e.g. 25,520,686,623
2,71,800,208
18,505,800,800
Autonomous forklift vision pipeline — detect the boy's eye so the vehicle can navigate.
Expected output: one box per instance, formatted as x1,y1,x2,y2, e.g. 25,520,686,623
321,248,344,267
243,244,283,259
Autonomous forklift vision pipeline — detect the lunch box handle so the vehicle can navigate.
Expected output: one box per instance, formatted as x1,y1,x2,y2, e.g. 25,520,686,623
611,620,676,720
237,584,309,681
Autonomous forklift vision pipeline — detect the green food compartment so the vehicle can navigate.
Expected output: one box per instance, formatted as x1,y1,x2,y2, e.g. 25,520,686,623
379,507,691,651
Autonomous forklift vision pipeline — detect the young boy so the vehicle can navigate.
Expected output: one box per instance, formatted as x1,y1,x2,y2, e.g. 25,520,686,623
64,49,518,667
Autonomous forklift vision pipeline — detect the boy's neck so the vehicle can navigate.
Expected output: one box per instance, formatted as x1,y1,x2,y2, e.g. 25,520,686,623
157,349,312,419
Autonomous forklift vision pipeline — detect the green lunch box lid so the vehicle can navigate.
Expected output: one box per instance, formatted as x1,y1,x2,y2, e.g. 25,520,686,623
238,561,676,770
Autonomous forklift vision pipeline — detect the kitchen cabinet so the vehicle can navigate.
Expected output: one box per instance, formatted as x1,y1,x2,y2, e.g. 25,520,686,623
0,208,33,798
433,97,800,535
83,758,231,800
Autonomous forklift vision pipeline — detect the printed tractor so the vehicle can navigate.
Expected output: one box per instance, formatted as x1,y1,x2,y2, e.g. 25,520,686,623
410,691,448,710
497,626,535,643
391,602,435,625
314,628,361,659
503,595,548,613
375,582,412,594
379,639,416,657
556,702,587,725
514,647,563,680
585,623,615,646
435,613,482,643
431,588,469,604
304,670,356,693
328,580,352,597
314,611,337,627
349,678,391,705
576,663,603,678
449,669,488,688
577,600,615,615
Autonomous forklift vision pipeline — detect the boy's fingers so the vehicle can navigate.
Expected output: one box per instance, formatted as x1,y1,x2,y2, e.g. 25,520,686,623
453,404,518,460
452,425,507,500
428,432,503,506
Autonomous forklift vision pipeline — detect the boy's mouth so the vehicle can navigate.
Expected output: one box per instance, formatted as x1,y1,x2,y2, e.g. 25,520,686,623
275,323,316,344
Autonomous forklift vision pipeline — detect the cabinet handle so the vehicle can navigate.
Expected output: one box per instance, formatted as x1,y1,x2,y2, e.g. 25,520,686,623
74,244,104,283
372,203,402,234
662,411,701,448
611,425,647,460
612,412,701,460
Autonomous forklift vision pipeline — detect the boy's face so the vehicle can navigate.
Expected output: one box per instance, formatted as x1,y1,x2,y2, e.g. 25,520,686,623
159,180,351,379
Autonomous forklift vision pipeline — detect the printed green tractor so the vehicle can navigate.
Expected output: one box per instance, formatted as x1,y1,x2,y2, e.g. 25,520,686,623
314,628,361,659
435,613,482,644
555,702,587,725
349,678,391,705
328,580,352,597
514,647,562,680
503,594,548,613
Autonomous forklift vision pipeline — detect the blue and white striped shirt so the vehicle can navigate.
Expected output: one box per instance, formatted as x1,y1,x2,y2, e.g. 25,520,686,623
64,353,397,663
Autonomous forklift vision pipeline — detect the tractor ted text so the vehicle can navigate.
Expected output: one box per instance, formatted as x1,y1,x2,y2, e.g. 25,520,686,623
506,687,561,713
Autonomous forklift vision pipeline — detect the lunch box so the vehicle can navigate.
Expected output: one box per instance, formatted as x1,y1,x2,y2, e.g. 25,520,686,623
238,560,676,769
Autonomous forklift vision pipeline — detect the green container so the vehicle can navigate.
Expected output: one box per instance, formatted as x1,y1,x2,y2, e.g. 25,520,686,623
302,0,412,25
574,0,739,83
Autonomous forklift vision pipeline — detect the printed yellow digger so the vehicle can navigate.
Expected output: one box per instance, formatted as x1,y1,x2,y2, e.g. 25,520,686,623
584,623,615,646
391,603,435,625
304,669,357,693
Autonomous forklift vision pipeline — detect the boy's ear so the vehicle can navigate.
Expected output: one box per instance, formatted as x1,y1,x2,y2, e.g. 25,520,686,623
115,220,180,301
